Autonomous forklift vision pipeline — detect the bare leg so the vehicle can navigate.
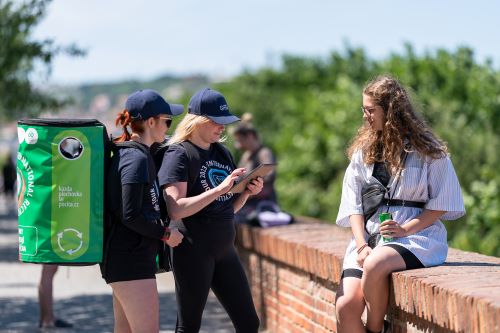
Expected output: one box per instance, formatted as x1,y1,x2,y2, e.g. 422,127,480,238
112,292,132,333
335,277,366,333
110,279,159,333
38,264,58,327
362,246,406,332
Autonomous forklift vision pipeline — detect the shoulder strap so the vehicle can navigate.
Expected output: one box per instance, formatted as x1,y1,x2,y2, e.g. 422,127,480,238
179,141,201,195
150,140,169,172
114,141,156,180
114,140,149,154
213,142,236,168
249,145,264,168
383,151,409,213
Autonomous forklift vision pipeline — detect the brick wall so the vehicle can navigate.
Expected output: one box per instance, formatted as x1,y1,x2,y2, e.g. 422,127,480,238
236,218,500,333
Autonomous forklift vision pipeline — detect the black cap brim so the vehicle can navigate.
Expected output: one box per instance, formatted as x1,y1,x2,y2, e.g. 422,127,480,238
169,104,184,116
207,115,240,125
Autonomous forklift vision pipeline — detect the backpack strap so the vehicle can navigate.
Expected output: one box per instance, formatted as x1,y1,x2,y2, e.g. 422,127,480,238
213,142,237,169
179,141,200,187
114,141,150,156
106,140,158,224
115,141,156,180
249,145,264,169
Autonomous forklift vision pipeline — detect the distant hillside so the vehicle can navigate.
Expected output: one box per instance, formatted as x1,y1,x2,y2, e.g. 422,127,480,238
75,74,210,111
41,73,212,133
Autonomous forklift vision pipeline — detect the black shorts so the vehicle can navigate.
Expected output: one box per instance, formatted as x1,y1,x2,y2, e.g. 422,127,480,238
341,244,424,280
100,226,159,284
100,249,157,284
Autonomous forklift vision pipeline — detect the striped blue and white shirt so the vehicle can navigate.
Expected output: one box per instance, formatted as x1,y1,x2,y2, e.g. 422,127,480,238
336,149,465,269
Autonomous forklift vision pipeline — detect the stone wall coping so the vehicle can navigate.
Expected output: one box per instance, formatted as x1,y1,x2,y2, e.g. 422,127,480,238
236,218,500,332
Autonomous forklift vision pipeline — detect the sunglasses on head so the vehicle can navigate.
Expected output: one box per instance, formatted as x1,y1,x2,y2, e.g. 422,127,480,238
159,117,173,127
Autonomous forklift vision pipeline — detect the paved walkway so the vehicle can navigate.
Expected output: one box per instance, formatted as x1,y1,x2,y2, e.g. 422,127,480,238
0,197,232,332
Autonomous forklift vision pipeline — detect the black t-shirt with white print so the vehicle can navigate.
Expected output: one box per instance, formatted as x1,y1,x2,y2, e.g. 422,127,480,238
158,142,237,223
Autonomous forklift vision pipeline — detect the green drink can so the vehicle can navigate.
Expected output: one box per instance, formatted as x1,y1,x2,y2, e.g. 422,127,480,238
379,212,393,242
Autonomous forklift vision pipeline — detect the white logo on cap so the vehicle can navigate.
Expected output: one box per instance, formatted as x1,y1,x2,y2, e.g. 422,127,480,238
220,105,228,111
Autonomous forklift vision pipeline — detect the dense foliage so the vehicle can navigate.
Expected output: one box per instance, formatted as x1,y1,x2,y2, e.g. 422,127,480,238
218,45,500,257
0,0,83,120
1,0,498,256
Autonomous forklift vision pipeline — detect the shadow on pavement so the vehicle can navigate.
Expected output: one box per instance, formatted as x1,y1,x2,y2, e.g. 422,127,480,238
0,202,234,333
0,292,234,333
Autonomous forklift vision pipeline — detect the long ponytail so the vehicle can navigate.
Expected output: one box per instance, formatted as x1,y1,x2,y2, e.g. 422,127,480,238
114,110,146,142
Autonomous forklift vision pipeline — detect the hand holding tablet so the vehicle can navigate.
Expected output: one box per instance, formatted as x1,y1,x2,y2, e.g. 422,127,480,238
230,164,276,193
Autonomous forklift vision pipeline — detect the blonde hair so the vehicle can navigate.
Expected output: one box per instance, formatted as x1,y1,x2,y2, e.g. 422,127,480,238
347,75,447,173
232,112,258,138
168,114,227,145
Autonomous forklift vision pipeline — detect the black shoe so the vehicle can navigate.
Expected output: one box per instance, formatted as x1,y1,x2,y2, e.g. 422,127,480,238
54,319,73,328
39,318,73,329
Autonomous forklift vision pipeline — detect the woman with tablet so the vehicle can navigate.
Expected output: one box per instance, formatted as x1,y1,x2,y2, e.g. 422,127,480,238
158,88,263,333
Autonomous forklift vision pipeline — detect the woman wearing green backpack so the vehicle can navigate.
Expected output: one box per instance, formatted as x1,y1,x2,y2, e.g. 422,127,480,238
101,89,184,333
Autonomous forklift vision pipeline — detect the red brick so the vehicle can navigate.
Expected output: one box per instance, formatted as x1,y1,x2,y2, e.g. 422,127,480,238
237,219,500,333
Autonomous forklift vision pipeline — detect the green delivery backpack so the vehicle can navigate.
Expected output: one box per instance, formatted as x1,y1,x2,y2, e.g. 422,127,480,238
17,119,109,265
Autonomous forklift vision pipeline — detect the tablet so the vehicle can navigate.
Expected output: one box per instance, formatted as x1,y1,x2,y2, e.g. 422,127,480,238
230,163,276,193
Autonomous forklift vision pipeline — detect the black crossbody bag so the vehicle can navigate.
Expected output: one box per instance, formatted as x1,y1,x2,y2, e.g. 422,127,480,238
361,153,425,248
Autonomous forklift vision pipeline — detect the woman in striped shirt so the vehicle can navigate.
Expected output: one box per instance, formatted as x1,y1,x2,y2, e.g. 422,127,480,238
334,75,465,333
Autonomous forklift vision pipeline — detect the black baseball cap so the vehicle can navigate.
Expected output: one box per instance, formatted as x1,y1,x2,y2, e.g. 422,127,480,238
125,89,184,120
188,88,240,125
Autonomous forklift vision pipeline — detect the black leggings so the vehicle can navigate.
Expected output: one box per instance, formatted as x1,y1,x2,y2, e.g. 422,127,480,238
170,232,259,333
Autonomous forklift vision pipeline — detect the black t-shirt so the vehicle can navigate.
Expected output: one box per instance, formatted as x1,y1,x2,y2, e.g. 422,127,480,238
107,145,164,242
373,161,390,187
102,144,164,282
158,142,236,221
118,147,162,221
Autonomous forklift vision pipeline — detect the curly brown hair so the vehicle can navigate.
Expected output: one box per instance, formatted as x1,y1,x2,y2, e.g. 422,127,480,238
347,75,447,173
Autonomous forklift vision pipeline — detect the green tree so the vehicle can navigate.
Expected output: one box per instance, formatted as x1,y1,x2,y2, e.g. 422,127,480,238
0,0,84,120
218,45,500,257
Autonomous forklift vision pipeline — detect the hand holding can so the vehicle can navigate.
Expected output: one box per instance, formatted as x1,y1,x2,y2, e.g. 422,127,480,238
379,212,393,242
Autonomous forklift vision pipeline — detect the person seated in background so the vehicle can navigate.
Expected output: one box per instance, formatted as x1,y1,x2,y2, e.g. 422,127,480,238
232,113,290,227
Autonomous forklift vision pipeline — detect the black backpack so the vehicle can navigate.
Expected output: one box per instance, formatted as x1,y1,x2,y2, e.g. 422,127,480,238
102,139,171,274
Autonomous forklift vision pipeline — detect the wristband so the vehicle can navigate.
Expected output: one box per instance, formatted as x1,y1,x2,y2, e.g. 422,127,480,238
161,227,171,241
357,243,369,254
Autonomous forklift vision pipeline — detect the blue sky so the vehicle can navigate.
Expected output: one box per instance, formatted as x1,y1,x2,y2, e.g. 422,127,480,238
34,0,500,85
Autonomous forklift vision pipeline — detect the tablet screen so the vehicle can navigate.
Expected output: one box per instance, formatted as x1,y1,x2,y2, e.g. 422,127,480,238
230,164,276,193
